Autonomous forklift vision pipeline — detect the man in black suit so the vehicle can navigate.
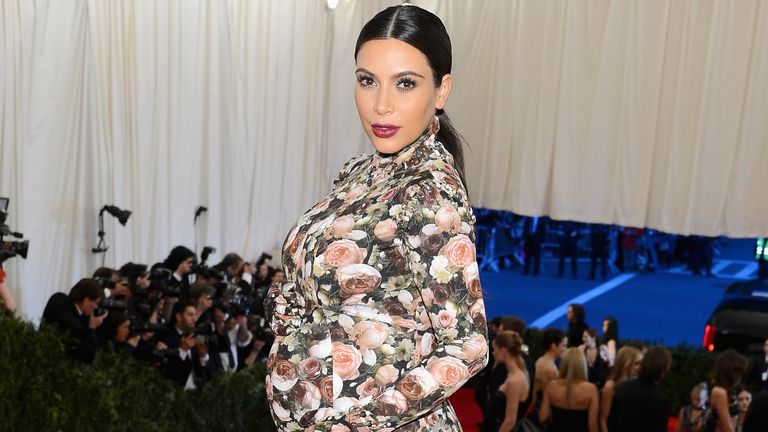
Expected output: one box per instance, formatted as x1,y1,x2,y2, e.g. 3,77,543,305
157,299,212,389
745,338,768,393
608,345,671,432
41,278,107,363
523,216,547,276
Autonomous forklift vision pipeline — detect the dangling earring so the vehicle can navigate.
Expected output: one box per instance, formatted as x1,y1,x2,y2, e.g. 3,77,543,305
429,114,440,135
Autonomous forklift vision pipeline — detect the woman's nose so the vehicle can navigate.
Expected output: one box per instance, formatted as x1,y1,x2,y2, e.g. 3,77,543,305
374,89,394,116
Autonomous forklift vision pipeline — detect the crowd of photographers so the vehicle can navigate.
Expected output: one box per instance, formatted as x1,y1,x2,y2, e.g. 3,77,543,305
37,246,281,389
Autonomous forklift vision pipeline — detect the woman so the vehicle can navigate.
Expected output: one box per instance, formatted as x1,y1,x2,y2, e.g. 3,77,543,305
674,383,708,432
97,311,140,358
580,328,608,386
707,350,748,432
486,331,530,432
530,328,567,425
264,5,488,431
600,317,619,366
539,348,599,432
600,346,642,432
731,387,750,432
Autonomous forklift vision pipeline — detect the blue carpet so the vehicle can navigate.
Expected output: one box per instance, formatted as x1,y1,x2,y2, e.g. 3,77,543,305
478,239,756,347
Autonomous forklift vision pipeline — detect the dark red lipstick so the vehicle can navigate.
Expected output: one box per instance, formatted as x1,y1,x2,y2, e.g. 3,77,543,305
371,123,400,138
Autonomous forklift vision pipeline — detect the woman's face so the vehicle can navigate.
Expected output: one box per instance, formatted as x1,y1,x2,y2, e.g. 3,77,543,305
116,320,131,343
491,342,506,364
737,390,751,413
602,320,609,334
554,338,567,359
690,388,701,407
354,39,452,154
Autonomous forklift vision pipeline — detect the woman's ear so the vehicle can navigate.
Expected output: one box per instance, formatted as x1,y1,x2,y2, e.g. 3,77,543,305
435,74,453,110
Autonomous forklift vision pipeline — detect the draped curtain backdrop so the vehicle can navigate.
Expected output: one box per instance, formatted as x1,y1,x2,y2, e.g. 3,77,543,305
2,0,767,318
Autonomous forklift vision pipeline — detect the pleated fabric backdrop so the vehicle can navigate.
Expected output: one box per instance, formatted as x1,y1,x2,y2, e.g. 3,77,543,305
1,0,767,318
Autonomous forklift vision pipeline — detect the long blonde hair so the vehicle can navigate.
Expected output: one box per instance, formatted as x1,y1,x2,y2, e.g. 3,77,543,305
559,347,588,401
608,346,641,383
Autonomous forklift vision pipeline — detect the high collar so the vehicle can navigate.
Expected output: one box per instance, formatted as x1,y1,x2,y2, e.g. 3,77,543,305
372,127,435,169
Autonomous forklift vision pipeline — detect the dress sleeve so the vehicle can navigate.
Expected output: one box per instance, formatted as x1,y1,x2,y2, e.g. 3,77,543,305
344,176,490,429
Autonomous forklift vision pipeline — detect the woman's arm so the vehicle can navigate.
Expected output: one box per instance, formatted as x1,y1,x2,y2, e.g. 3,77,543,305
711,386,734,432
539,382,553,424
499,378,521,432
674,407,685,432
344,177,489,429
599,380,615,432
588,383,599,432
606,339,616,366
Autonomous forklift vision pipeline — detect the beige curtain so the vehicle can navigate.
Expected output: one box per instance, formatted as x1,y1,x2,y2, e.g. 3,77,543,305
1,0,767,318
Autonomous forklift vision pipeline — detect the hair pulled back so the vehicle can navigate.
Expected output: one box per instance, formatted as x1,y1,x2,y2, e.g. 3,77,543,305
355,5,467,186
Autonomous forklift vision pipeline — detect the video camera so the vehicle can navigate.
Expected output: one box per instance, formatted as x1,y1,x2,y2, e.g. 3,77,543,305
0,197,30,262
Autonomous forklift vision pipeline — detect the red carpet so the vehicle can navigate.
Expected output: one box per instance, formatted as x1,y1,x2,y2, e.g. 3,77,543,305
449,387,482,432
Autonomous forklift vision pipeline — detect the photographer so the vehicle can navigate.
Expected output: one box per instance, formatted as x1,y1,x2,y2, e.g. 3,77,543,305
96,311,141,358
93,267,131,301
162,246,196,298
41,278,107,364
157,299,212,389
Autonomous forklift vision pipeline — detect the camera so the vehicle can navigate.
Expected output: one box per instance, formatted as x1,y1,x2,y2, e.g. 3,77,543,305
147,267,181,297
93,298,128,316
0,197,30,262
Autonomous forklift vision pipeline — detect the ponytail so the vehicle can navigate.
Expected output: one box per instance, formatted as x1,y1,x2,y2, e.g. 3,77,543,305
436,109,468,189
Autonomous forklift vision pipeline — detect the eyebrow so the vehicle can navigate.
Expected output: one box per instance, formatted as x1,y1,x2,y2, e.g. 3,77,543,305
355,67,426,80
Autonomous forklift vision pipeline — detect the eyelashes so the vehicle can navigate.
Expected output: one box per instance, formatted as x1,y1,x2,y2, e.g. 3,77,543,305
356,74,418,92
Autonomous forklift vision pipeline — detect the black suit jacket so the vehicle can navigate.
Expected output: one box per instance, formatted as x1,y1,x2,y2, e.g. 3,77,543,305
608,378,668,432
744,391,768,432
41,292,101,364
158,326,213,387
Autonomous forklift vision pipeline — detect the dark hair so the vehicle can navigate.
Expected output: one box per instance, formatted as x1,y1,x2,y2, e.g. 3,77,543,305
541,328,565,352
638,345,672,383
499,316,526,335
92,267,117,280
172,299,196,323
568,303,586,322
98,311,130,340
214,253,243,274
163,246,196,272
601,316,619,345
69,279,103,303
188,281,214,304
711,349,748,391
354,5,468,186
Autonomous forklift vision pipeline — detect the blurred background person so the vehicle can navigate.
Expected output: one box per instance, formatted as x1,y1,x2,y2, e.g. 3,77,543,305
608,345,671,432
674,383,708,432
538,347,598,432
600,346,643,432
530,328,567,426
732,386,751,432
708,350,748,432
484,330,530,432
600,316,619,367
567,303,589,348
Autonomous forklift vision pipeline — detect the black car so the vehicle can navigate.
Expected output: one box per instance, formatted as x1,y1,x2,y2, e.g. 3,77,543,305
703,279,768,354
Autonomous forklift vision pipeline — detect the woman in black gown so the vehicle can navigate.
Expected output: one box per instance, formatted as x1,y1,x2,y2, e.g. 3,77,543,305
539,347,598,432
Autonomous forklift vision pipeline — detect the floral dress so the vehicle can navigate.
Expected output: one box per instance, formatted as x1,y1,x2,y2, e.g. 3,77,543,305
264,127,489,431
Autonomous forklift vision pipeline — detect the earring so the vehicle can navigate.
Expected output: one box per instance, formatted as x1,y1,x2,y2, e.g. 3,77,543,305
429,115,440,135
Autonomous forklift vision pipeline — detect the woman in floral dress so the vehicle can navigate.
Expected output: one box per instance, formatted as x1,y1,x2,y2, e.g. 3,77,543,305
264,5,489,431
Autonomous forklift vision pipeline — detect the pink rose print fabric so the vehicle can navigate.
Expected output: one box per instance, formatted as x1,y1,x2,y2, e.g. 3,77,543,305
264,129,489,431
